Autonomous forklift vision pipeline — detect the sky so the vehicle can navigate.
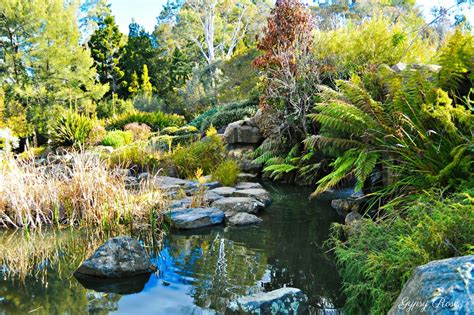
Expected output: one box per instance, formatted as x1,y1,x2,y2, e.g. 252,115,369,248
108,0,474,34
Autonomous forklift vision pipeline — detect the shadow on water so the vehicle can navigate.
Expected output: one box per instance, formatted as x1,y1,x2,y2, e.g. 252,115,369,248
0,183,346,314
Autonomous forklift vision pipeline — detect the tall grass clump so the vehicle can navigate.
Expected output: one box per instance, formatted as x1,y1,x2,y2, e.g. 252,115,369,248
106,110,185,132
0,152,165,229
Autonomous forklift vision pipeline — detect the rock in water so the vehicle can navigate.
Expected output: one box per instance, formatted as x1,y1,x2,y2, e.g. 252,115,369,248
227,287,308,314
388,255,474,315
235,182,263,190
228,213,263,226
212,197,263,216
233,188,272,206
167,207,225,229
74,236,155,278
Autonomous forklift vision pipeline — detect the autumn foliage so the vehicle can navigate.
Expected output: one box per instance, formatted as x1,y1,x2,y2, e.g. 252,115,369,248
253,0,313,71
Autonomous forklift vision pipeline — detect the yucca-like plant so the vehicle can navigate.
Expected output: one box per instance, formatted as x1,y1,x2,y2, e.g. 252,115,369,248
308,66,473,198
49,111,96,148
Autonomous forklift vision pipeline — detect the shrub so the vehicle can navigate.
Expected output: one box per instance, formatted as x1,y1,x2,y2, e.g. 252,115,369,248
124,123,152,140
101,130,134,148
49,111,96,148
331,190,474,314
211,159,240,186
107,143,164,173
190,99,258,132
86,124,107,146
161,125,198,136
106,110,185,132
171,133,225,178
188,107,219,130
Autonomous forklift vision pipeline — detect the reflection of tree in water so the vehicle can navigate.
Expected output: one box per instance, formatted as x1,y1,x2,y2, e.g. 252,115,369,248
161,231,268,312
0,272,121,315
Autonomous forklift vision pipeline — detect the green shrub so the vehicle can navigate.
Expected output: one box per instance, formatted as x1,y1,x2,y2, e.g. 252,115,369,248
106,110,185,132
107,142,165,172
211,159,240,186
49,111,96,148
101,130,134,148
161,125,198,136
188,99,258,132
331,189,474,314
171,134,225,178
188,107,219,130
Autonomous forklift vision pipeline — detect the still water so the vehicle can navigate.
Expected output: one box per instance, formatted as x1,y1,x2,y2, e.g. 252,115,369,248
0,183,345,314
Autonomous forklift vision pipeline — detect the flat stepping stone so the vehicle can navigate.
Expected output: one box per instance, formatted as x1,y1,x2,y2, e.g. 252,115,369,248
154,176,194,188
211,186,237,197
232,188,272,206
212,197,263,216
228,213,262,226
167,207,224,229
205,190,224,202
170,197,192,209
235,182,263,190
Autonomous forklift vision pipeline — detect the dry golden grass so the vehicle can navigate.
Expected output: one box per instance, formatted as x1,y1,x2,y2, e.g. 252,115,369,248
0,151,166,229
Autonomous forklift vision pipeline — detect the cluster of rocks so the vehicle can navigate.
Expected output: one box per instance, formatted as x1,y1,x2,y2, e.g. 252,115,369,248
224,114,264,174
159,176,272,230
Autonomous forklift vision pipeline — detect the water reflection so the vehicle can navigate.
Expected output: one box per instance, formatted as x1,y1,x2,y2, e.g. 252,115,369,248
0,183,345,314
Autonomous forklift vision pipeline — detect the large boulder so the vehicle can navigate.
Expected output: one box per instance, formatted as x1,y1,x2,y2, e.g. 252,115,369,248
228,213,263,226
74,236,155,278
167,207,225,229
224,120,262,145
212,197,263,216
389,255,474,315
227,287,308,314
233,188,272,206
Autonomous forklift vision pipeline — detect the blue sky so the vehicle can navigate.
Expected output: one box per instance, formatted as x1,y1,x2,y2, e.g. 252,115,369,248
108,0,474,34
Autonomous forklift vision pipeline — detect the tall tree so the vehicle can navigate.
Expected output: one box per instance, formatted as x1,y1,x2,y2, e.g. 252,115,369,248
0,0,107,138
88,13,125,95
178,0,260,64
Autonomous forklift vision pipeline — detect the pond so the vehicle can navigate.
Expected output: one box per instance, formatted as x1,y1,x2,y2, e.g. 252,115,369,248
0,183,345,314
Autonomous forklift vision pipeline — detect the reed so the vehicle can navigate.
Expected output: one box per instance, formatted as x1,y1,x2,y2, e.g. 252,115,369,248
0,151,166,229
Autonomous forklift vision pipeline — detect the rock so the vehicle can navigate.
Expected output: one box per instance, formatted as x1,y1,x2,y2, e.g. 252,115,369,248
212,197,263,216
392,62,407,72
154,176,193,188
170,197,192,209
205,190,224,202
227,287,308,314
94,145,114,154
203,181,221,190
235,182,263,190
412,63,442,73
388,255,474,315
224,120,262,145
167,207,225,229
240,159,263,174
227,144,256,159
331,198,361,214
237,173,258,182
345,211,362,225
233,188,272,206
228,213,263,226
137,172,149,181
74,236,155,278
211,186,237,197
